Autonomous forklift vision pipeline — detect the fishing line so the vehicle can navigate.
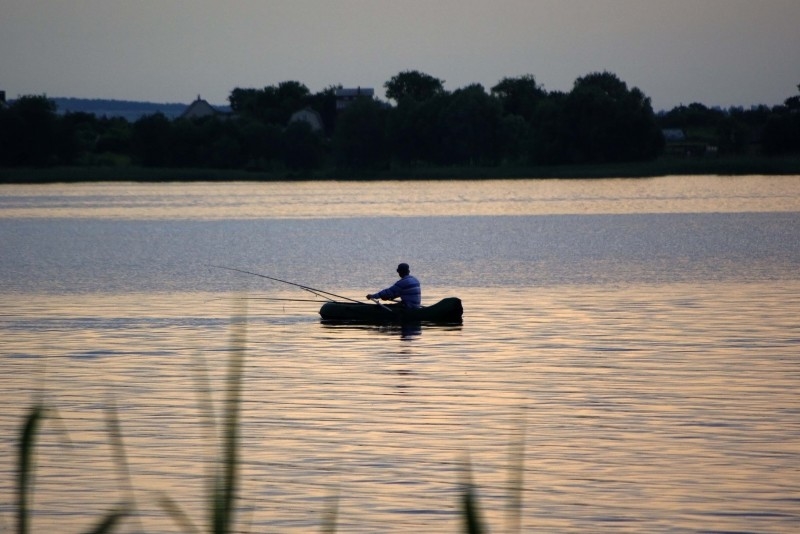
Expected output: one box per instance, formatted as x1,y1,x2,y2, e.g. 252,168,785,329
210,265,363,304
210,297,329,303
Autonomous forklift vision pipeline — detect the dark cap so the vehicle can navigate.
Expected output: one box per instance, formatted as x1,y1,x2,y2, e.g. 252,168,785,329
396,263,410,273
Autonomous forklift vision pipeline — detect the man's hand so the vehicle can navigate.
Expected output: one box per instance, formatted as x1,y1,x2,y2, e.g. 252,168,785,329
366,294,373,300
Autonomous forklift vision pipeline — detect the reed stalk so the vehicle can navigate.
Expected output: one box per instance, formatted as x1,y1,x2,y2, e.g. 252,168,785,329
15,404,128,534
211,311,245,534
16,404,42,534
10,306,530,533
459,456,486,534
505,422,526,534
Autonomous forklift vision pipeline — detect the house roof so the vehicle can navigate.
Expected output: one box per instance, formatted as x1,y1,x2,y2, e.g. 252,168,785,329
662,128,686,141
180,97,219,119
289,107,324,132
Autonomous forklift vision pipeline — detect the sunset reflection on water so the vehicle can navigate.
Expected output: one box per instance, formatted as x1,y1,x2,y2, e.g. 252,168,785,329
2,174,799,219
1,176,799,532
3,281,799,532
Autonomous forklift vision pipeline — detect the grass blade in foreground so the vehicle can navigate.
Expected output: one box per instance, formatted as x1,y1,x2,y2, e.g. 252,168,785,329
460,457,485,534
505,423,526,533
211,308,246,534
82,505,129,534
17,405,43,534
319,491,339,533
156,492,200,534
15,404,128,534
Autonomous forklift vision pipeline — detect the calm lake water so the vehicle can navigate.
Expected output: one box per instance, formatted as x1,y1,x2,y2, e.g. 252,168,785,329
2,176,800,533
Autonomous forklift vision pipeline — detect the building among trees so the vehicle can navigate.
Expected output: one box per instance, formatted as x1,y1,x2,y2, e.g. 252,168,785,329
289,107,324,132
180,96,226,119
335,87,374,111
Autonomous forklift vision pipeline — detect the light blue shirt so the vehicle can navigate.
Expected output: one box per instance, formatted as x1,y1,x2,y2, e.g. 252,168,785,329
375,275,421,308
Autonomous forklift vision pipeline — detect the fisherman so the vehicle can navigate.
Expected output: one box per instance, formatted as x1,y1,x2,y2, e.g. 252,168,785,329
366,263,422,308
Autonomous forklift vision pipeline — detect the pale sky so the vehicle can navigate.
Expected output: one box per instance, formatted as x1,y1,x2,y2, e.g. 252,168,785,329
2,0,799,111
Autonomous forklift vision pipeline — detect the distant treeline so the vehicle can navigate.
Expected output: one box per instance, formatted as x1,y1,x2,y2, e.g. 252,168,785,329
1,71,798,173
50,98,205,121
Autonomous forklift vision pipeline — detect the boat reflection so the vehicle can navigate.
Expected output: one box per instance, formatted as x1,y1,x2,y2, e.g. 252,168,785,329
320,320,462,340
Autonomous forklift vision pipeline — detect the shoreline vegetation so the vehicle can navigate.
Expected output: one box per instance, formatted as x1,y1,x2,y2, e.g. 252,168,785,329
3,155,800,184
3,72,799,183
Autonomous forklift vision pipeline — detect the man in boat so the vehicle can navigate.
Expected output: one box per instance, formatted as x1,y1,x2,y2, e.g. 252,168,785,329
366,263,422,308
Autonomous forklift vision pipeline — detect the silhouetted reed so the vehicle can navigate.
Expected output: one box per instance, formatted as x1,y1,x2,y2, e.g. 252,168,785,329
9,308,526,533
15,404,129,534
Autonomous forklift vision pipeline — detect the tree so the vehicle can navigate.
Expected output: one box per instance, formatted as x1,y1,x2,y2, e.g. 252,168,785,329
715,114,749,154
385,96,423,164
560,71,663,163
306,85,340,136
131,113,173,167
333,97,388,170
237,117,283,169
0,95,59,166
438,84,503,165
94,117,133,158
275,81,311,122
228,81,311,126
528,91,569,164
208,128,243,168
384,70,446,103
659,102,725,131
228,88,264,116
385,92,451,165
166,116,247,169
283,121,324,171
497,114,531,163
490,75,548,163
413,94,450,164
55,111,99,164
491,75,546,122
762,84,800,155
784,84,800,112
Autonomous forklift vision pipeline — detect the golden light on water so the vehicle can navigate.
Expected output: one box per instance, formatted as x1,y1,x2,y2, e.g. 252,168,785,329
1,175,799,219
4,281,799,531
2,177,799,531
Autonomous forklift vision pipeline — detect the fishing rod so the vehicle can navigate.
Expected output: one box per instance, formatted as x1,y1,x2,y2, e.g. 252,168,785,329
210,296,330,303
210,265,364,304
